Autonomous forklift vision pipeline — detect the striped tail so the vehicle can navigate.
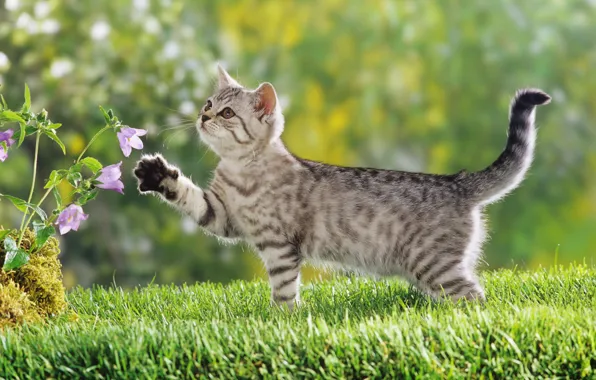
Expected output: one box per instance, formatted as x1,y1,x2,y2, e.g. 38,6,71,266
461,89,551,204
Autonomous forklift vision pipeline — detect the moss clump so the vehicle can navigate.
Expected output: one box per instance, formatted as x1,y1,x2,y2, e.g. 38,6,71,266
0,276,41,329
0,228,67,328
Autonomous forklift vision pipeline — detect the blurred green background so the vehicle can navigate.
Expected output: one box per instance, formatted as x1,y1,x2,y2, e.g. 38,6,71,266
0,0,595,289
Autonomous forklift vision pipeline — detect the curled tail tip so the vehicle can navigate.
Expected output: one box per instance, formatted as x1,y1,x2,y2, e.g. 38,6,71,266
515,88,552,106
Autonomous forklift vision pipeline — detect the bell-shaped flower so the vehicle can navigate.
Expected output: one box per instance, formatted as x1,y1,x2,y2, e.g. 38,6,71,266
96,162,124,194
0,129,15,162
56,204,89,235
117,127,147,157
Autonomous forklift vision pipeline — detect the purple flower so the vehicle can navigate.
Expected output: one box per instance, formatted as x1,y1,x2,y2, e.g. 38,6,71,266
96,162,124,194
117,127,147,157
0,129,15,162
56,204,89,235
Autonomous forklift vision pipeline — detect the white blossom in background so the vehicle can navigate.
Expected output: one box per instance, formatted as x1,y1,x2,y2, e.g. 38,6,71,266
34,1,51,18
179,101,195,116
40,19,60,34
163,41,180,60
144,17,161,34
0,52,10,71
5,0,20,11
181,216,198,234
16,13,37,34
165,114,181,128
90,20,110,41
50,59,74,78
133,0,149,11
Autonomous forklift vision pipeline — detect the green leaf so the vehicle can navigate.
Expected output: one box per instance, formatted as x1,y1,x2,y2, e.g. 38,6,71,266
18,122,26,146
77,189,99,206
0,194,47,221
52,187,62,209
0,110,27,147
70,162,83,173
0,110,25,124
0,110,27,146
0,194,27,212
0,94,7,109
99,106,110,124
81,157,103,174
0,230,11,242
47,123,62,129
67,171,83,187
43,129,66,154
32,221,55,249
23,83,31,112
13,124,38,141
44,169,68,189
2,237,29,271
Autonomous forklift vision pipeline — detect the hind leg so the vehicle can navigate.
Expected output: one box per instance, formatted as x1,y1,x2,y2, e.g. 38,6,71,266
405,209,487,301
409,249,485,302
431,272,485,302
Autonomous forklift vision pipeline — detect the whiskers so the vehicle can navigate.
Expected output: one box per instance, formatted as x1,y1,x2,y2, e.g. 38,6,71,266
157,121,196,148
157,121,196,136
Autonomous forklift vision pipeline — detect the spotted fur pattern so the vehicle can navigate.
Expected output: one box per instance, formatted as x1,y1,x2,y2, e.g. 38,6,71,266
134,65,551,309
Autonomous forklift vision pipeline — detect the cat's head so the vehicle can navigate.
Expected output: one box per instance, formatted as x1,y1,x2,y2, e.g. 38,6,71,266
196,65,284,160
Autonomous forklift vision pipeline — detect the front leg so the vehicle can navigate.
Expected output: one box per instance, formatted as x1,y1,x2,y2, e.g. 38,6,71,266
134,154,237,239
257,241,303,310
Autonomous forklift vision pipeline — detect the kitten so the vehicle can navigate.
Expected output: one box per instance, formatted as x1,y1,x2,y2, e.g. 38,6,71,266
134,65,550,309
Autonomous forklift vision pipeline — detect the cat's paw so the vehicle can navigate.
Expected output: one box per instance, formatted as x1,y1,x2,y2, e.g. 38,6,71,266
133,154,180,200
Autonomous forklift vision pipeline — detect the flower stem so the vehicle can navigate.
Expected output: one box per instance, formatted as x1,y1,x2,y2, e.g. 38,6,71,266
17,131,41,246
20,186,53,241
76,125,112,163
24,186,54,254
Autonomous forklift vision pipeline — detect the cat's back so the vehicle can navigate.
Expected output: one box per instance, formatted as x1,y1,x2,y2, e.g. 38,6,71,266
295,158,470,210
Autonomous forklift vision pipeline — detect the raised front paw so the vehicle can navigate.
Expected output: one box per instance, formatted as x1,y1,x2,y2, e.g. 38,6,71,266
133,154,180,200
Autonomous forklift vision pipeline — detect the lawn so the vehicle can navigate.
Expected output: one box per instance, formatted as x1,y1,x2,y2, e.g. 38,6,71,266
1,265,595,379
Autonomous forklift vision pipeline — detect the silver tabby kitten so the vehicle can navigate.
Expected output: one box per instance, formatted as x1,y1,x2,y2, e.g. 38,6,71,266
134,65,550,309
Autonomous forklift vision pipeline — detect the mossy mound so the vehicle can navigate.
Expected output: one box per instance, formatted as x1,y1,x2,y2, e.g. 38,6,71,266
0,228,67,328
0,276,41,329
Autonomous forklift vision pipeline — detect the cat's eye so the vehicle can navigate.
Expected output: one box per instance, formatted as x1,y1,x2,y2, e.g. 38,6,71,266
204,100,212,111
220,107,235,119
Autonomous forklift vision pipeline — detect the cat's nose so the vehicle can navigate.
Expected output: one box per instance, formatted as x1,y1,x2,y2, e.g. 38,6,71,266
201,114,211,123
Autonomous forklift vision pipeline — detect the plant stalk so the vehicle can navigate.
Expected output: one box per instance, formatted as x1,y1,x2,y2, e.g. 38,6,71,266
76,125,111,163
17,131,41,246
21,186,53,235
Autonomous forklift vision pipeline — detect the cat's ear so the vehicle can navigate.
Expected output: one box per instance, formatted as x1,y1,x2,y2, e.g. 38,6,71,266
254,82,278,115
217,64,241,89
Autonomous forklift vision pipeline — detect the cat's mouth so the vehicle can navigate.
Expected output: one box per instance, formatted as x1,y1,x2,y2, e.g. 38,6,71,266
198,121,212,136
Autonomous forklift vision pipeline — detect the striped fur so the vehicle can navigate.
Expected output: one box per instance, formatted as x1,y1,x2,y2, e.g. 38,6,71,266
134,66,551,309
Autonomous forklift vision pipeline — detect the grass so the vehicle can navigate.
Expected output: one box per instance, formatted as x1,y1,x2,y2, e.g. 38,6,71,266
1,265,595,379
